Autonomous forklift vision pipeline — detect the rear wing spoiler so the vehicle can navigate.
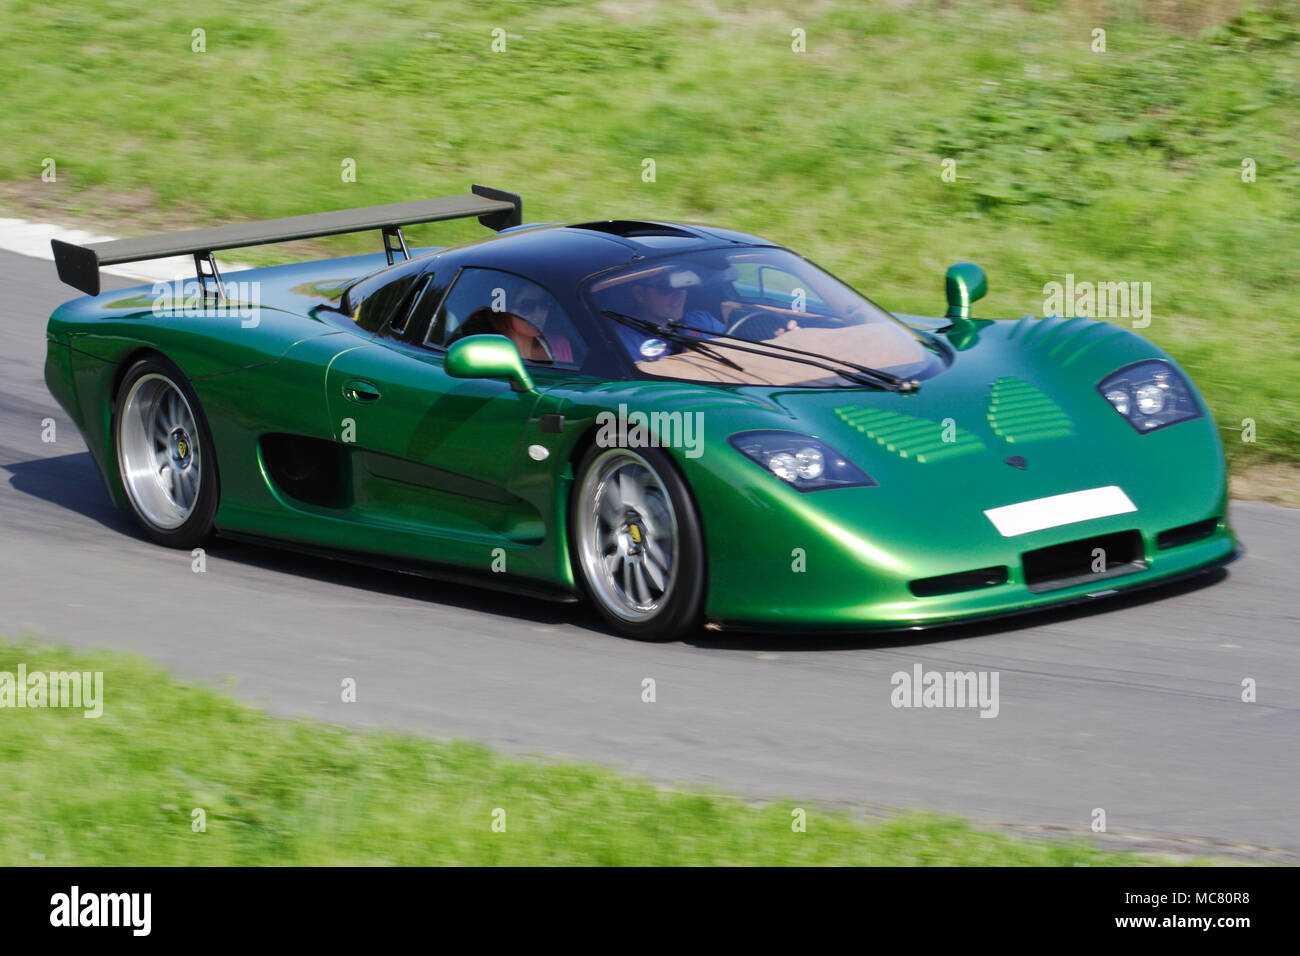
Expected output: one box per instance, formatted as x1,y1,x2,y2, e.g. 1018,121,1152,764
50,183,521,297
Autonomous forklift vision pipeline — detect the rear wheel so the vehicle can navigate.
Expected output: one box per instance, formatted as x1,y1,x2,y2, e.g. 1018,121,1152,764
570,445,705,641
113,356,220,548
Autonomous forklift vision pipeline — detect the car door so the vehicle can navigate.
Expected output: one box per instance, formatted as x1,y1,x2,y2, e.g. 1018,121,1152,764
323,265,578,553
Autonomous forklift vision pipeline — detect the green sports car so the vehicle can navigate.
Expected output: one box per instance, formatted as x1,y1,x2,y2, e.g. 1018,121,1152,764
45,185,1237,640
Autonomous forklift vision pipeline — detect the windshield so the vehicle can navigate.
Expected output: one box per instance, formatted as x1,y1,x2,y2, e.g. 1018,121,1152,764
585,248,942,386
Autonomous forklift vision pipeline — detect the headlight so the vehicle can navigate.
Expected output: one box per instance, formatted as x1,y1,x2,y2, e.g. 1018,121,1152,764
729,430,875,491
1097,360,1202,433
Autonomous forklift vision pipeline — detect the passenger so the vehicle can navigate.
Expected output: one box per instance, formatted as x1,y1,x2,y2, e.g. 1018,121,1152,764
506,280,574,364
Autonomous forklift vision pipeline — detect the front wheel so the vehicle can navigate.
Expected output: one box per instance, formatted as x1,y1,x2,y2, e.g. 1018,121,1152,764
113,356,220,548
570,445,706,641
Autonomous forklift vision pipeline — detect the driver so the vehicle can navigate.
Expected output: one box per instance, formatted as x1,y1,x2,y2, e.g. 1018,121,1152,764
613,265,800,361
615,267,725,361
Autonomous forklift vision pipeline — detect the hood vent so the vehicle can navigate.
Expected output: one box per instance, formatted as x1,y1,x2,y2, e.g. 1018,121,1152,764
986,377,1074,444
1007,314,1128,367
834,407,985,464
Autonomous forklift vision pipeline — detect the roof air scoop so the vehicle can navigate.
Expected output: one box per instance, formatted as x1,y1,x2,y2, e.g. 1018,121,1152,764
569,220,699,239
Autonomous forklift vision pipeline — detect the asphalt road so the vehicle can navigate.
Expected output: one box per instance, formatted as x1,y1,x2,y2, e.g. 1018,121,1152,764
2,248,1296,860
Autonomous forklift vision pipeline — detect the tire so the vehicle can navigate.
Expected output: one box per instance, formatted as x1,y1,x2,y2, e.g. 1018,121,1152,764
569,444,706,641
113,355,220,548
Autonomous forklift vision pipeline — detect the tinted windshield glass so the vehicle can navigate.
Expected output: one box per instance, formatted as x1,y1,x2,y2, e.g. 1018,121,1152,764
586,248,940,386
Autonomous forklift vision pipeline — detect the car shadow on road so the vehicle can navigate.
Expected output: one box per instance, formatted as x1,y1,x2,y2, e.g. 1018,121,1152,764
3,451,137,535
211,532,1229,652
205,535,618,632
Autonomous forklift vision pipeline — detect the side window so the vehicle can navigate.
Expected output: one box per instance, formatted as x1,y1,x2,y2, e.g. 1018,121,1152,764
756,265,828,313
394,273,443,338
347,259,426,333
425,267,586,366
730,262,762,299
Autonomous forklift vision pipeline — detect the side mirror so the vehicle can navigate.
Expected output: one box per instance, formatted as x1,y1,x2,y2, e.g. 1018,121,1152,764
445,334,535,393
944,263,988,320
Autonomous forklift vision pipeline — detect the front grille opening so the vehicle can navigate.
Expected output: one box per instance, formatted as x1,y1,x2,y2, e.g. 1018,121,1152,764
1157,518,1219,550
910,566,1008,598
1022,530,1145,594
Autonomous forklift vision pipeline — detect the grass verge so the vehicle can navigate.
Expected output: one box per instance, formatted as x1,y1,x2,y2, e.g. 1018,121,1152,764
0,637,1154,866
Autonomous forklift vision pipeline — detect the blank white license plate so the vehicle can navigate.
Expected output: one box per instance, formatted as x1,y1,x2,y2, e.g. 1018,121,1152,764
984,486,1137,537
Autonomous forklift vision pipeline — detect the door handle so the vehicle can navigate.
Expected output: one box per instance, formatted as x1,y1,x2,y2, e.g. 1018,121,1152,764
342,379,382,404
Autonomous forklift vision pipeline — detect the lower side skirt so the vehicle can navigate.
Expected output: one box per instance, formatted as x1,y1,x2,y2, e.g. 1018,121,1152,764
216,530,581,604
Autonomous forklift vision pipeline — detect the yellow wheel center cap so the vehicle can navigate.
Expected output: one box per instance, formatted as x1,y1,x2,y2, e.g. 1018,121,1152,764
169,428,193,466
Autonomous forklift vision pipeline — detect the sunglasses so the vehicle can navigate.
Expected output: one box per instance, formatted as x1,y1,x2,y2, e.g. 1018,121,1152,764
643,282,685,294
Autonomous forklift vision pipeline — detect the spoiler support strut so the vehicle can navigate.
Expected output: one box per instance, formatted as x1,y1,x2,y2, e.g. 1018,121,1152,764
194,251,225,304
381,226,410,266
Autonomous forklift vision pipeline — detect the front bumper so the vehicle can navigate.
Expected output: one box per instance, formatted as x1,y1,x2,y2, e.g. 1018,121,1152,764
708,518,1237,630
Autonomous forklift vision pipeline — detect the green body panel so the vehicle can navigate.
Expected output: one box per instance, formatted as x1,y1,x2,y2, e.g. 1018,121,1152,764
45,252,392,510
44,252,1236,630
678,316,1231,626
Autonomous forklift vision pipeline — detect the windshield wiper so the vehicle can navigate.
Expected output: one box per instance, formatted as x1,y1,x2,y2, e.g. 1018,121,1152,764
674,323,919,392
602,311,918,392
601,311,746,372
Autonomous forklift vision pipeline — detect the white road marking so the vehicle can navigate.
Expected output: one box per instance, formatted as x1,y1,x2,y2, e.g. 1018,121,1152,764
0,216,249,286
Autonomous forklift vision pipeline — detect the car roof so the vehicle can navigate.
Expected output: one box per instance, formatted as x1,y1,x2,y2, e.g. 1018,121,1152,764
443,220,778,283
344,219,781,305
